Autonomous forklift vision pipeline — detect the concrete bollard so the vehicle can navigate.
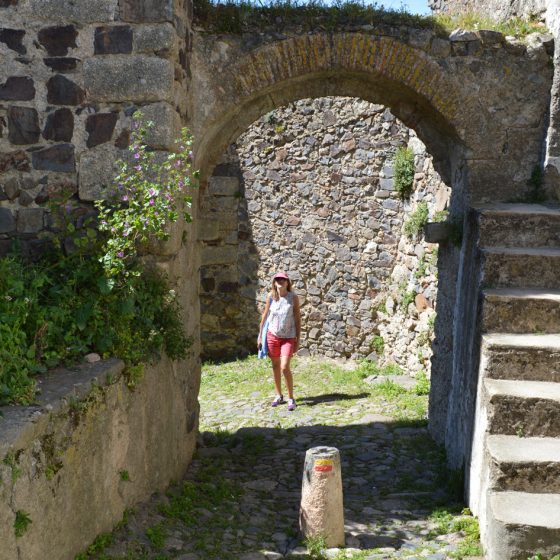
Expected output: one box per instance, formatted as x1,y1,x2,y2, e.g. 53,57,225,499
299,446,345,547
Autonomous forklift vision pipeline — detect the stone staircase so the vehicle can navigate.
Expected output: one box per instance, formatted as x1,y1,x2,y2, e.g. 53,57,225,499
469,203,560,560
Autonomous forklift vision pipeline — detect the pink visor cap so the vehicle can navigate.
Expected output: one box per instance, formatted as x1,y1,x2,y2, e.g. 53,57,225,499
273,271,289,280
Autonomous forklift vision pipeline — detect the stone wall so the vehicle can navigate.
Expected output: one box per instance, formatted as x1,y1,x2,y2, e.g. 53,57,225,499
0,356,199,560
199,97,450,374
0,0,192,255
0,4,202,557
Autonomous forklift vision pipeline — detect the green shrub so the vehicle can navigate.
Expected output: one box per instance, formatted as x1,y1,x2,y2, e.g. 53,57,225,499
0,115,193,405
404,202,429,238
370,335,384,354
394,146,415,199
14,511,32,537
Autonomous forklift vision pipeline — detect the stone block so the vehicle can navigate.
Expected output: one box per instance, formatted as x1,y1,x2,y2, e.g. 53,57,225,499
94,25,133,54
17,208,44,233
430,37,451,57
86,112,118,147
27,0,117,22
43,108,74,142
0,77,34,101
0,29,25,54
32,144,75,173
197,220,220,241
4,177,21,200
8,106,40,145
133,23,175,55
140,102,180,149
47,75,85,106
0,150,29,172
201,245,237,265
120,0,173,22
424,222,451,243
43,58,78,72
0,208,15,233
78,144,121,201
84,56,173,102
38,25,77,56
208,176,239,197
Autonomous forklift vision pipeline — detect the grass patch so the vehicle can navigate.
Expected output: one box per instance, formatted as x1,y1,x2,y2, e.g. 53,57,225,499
194,0,545,38
14,510,32,538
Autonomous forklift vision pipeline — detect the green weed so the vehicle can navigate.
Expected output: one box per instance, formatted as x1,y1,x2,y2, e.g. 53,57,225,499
146,523,166,549
14,510,31,537
404,202,429,238
394,146,415,199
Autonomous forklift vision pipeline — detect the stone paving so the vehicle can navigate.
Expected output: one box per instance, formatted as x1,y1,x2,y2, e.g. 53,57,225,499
87,357,482,560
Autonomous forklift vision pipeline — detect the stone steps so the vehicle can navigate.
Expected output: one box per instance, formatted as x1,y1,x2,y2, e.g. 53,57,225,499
473,204,560,560
485,378,560,437
487,435,560,493
477,203,560,248
482,246,560,289
481,288,560,334
480,333,560,381
486,492,560,560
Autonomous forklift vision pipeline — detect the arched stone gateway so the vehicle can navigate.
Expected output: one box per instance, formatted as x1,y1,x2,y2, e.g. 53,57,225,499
189,22,552,468
190,29,551,203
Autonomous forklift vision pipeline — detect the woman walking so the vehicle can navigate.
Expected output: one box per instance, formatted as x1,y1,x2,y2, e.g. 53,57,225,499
258,271,301,411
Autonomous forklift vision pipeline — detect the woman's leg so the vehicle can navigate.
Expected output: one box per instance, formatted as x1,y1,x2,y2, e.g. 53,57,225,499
271,357,283,396
280,355,294,399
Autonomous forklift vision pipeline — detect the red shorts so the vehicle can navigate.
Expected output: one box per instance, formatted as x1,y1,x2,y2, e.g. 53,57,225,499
266,331,296,358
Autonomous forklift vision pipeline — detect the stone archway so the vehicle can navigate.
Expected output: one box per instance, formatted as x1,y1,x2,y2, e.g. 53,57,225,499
187,26,552,469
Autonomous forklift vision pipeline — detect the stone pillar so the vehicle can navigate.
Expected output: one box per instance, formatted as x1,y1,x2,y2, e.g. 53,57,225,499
299,446,345,548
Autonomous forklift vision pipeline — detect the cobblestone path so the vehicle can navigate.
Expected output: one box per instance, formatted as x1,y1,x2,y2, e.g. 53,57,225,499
82,357,482,560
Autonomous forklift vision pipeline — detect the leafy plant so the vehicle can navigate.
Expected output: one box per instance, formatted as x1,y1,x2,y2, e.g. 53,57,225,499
96,112,196,279
119,469,130,482
0,116,193,405
304,534,328,559
394,146,415,199
404,202,429,238
146,523,166,549
370,335,384,354
14,510,32,537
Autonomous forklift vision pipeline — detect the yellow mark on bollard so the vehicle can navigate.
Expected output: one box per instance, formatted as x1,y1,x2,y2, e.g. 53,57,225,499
314,458,333,473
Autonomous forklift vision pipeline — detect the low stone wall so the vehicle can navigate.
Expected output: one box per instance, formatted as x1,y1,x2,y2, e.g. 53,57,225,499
0,356,199,560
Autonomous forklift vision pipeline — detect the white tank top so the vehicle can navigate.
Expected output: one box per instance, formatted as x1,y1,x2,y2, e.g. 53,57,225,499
268,291,296,338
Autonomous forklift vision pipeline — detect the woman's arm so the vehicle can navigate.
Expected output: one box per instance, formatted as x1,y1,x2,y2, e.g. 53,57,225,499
293,294,301,351
257,295,272,342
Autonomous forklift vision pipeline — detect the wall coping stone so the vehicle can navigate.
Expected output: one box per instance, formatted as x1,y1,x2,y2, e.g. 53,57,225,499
0,358,124,457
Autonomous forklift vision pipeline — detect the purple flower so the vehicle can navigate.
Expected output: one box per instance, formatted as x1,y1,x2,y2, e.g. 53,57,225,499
122,195,129,202
149,199,155,206
175,159,182,168
148,188,158,197
178,181,184,188
134,165,142,171
117,251,124,258
134,152,140,159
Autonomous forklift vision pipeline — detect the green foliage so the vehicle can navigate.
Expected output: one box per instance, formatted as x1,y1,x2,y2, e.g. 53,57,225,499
146,523,166,549
3,452,22,482
96,112,196,279
370,335,384,354
414,369,430,395
433,10,545,38
434,210,448,222
0,116,193,405
403,202,429,238
356,361,403,378
119,469,130,482
394,146,415,199
303,535,328,559
14,510,32,537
